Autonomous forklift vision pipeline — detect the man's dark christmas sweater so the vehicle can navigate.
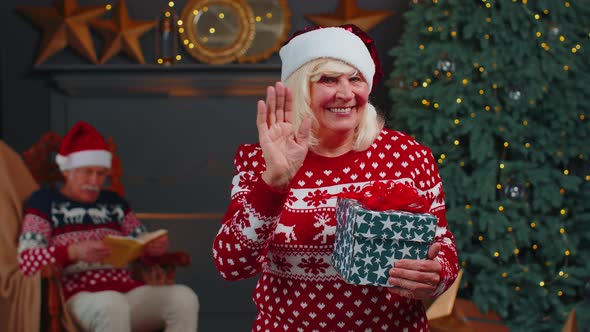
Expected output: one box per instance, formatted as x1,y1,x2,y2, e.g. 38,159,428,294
18,189,147,300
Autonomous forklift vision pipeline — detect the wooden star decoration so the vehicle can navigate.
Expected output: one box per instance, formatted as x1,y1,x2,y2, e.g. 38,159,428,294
90,0,156,64
305,0,394,32
17,0,108,65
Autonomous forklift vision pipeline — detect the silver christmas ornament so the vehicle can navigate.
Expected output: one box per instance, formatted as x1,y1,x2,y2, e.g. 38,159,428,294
503,177,528,200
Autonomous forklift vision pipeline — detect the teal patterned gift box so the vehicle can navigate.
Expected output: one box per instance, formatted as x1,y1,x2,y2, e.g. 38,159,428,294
332,197,438,287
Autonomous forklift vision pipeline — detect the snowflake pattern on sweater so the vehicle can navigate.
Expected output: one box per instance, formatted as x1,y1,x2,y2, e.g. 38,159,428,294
18,189,147,300
213,129,459,332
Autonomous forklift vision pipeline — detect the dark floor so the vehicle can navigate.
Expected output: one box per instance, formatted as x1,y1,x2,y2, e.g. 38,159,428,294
198,312,256,332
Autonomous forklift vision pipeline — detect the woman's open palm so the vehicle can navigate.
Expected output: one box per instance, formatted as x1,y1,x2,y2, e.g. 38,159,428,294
257,82,311,190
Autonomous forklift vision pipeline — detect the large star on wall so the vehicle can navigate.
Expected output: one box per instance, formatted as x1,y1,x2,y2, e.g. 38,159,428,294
17,0,108,65
305,0,394,32
90,0,156,64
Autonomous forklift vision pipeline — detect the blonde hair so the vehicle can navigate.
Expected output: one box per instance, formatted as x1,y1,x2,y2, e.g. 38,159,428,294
284,58,384,151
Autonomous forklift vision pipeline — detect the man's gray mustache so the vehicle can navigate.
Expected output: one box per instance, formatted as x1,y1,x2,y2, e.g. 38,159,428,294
81,185,100,192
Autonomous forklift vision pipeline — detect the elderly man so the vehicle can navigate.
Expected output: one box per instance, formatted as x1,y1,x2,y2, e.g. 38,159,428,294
18,121,198,332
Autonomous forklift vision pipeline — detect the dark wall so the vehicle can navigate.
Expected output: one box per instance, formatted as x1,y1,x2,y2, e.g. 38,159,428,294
1,0,410,324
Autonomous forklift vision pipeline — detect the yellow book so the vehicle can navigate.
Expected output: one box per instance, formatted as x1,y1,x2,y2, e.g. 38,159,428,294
101,229,168,267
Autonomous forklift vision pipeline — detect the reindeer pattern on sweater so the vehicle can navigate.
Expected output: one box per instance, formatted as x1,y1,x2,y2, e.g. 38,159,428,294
213,128,459,332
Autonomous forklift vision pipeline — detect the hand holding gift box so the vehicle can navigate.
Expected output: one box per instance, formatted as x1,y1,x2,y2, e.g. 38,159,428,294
332,181,442,299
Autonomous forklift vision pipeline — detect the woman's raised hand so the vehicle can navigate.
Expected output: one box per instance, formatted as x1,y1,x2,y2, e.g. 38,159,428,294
257,82,311,190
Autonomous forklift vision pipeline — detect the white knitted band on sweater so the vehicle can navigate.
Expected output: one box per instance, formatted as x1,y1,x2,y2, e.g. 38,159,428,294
279,27,376,92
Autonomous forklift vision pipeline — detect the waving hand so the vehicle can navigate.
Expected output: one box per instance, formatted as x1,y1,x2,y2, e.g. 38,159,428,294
258,82,311,190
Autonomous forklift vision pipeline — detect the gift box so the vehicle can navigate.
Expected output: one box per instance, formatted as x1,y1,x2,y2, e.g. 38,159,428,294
561,308,579,332
331,197,438,286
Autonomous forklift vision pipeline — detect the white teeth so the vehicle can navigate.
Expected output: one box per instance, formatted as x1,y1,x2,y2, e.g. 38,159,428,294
329,107,352,113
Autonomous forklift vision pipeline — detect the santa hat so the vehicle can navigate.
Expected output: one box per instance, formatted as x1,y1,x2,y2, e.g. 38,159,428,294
279,24,382,92
55,121,112,171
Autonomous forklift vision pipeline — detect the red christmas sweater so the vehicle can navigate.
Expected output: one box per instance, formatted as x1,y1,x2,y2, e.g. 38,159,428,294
213,129,459,332
18,189,147,300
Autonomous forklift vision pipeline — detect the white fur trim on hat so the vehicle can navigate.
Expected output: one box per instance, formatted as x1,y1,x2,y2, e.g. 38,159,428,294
56,150,112,171
279,27,376,91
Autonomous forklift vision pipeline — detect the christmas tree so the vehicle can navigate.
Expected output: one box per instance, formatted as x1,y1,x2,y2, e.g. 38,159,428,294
388,0,590,331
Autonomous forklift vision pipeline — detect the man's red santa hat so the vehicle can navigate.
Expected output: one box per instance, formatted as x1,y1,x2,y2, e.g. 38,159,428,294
55,121,112,171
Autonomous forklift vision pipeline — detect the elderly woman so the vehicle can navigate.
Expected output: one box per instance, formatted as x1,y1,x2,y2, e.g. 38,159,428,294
213,24,458,331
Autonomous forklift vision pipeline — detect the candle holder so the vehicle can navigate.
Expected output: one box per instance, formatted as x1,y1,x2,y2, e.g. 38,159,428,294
155,6,179,65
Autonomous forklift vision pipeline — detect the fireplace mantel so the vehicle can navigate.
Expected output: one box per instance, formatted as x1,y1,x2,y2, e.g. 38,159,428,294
34,64,281,97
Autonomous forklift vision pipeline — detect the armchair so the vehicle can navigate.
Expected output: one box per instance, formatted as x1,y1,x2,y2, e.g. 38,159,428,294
22,131,191,332
0,141,40,332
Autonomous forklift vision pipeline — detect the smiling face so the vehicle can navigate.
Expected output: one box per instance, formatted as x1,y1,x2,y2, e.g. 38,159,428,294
309,67,370,147
61,166,109,203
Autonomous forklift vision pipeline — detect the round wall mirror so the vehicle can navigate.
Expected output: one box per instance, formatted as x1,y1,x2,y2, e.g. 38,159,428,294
180,0,255,64
238,0,291,63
